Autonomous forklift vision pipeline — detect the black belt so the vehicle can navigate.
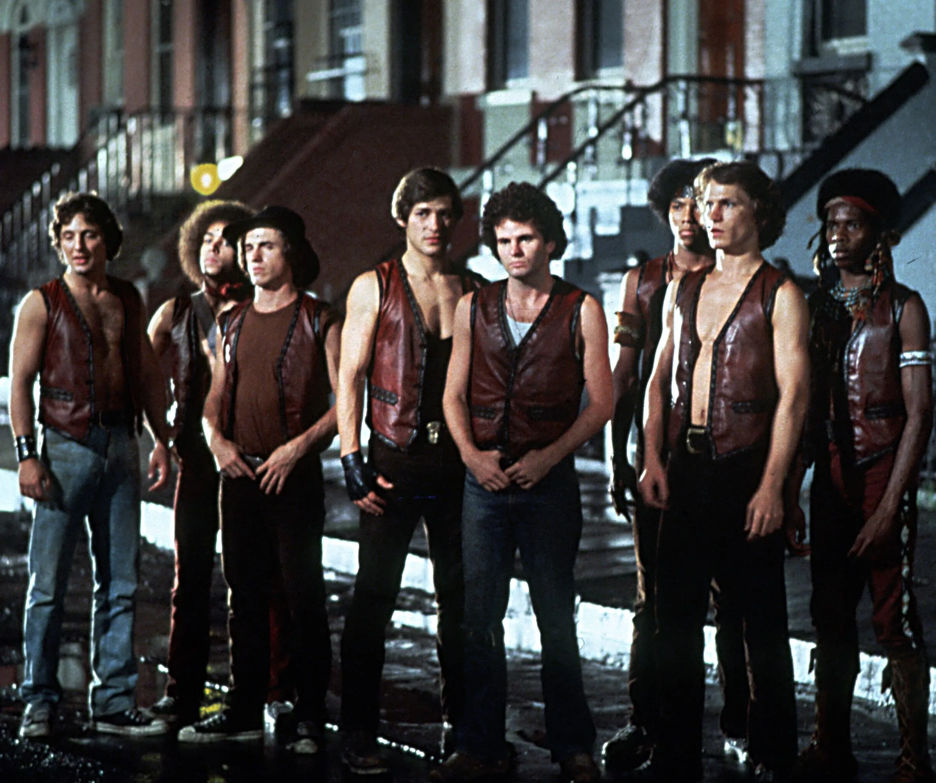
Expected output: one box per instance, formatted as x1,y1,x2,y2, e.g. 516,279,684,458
685,426,712,456
91,410,128,428
241,454,267,470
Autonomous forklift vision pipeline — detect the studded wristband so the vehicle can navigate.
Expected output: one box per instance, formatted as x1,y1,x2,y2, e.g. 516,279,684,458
15,434,38,463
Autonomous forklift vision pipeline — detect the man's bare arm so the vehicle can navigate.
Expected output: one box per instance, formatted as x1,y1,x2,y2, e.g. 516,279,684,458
611,269,642,514
258,320,342,494
9,291,52,501
139,309,172,491
639,281,678,509
336,271,393,514
850,294,933,558
443,293,510,492
147,298,175,362
746,280,810,539
505,295,613,489
202,328,254,480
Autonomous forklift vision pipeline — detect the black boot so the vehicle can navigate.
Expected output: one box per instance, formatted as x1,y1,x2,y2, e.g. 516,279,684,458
794,645,859,781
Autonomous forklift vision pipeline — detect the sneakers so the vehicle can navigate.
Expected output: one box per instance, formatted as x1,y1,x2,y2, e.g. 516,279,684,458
19,702,53,739
559,752,602,783
430,751,513,782
177,711,263,743
146,695,200,726
342,730,389,775
724,735,750,765
91,708,170,736
288,720,324,755
603,723,651,772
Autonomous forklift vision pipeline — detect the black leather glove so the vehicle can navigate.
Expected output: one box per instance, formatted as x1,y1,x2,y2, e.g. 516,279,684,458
610,456,638,522
341,450,378,502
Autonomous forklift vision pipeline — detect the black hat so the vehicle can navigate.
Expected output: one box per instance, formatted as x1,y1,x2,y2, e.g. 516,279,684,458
223,205,320,286
816,169,902,228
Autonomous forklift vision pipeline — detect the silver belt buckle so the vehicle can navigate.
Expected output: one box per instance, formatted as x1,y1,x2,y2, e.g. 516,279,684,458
686,426,707,455
426,421,442,445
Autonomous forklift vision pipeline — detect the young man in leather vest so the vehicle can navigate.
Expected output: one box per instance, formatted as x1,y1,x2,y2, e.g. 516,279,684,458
181,206,340,752
337,168,482,774
439,182,612,782
148,199,296,727
792,169,933,781
639,162,809,779
10,192,171,738
604,158,754,772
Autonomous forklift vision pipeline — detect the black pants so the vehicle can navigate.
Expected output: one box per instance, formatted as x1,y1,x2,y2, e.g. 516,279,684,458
220,454,330,723
165,437,219,707
340,438,466,734
629,487,749,740
654,441,797,775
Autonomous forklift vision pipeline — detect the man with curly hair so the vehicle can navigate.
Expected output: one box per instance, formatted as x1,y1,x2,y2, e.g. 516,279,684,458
11,192,171,738
337,169,482,773
639,161,808,778
147,200,259,726
439,182,611,782
793,170,933,781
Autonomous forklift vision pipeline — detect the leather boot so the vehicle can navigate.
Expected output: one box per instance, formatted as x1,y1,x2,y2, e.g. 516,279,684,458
890,652,935,783
795,645,859,781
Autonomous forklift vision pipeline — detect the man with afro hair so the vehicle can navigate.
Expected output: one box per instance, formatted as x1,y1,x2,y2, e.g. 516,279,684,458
792,169,933,781
147,199,299,728
639,161,807,778
439,182,612,781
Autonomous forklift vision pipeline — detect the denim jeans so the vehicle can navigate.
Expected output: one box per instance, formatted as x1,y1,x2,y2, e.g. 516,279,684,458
459,455,595,763
21,425,141,717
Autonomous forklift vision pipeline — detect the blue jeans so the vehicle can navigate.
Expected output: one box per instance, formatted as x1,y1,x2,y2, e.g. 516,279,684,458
21,425,141,717
459,455,595,763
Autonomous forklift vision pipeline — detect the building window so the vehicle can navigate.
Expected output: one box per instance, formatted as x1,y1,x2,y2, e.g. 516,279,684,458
489,0,529,89
577,0,623,78
103,0,124,106
329,0,364,100
153,0,174,114
264,0,294,117
821,0,866,41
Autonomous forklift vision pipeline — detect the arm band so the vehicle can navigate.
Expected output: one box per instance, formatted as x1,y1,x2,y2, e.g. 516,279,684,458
614,311,644,348
15,435,38,463
899,350,933,368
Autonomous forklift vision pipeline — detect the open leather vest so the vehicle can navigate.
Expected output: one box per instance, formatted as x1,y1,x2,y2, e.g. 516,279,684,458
635,254,670,391
38,276,144,441
809,279,911,465
468,278,586,458
668,263,786,458
220,294,332,445
367,258,483,450
165,293,214,443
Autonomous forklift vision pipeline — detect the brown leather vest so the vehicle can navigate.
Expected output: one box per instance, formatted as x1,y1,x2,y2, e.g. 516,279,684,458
368,258,483,450
220,294,333,446
164,294,213,443
635,254,669,389
668,263,786,458
468,278,586,457
810,280,910,465
38,276,144,441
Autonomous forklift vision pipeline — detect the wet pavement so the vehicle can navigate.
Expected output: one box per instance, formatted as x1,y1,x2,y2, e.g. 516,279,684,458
0,440,932,780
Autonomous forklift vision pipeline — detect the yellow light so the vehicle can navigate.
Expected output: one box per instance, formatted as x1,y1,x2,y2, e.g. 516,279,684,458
191,163,221,195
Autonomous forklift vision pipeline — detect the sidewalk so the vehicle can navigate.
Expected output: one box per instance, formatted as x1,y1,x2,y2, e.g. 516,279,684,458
0,442,932,780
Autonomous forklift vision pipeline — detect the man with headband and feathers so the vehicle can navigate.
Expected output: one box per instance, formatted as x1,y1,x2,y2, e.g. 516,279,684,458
793,169,934,781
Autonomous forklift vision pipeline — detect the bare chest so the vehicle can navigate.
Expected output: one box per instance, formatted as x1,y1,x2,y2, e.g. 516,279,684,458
694,277,749,347
72,290,125,357
406,276,462,337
